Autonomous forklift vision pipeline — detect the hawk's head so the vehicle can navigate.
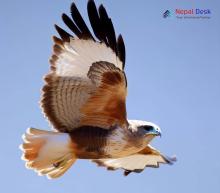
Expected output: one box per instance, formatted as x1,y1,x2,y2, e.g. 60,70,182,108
128,120,161,143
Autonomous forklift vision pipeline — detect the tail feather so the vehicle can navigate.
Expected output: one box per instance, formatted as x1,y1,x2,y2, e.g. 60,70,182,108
20,128,76,179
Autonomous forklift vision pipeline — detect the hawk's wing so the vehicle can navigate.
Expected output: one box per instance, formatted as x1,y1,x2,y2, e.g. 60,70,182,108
41,1,127,132
92,145,176,176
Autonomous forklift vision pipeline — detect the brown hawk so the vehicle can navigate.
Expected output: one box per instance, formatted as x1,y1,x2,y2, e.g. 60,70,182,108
20,0,176,179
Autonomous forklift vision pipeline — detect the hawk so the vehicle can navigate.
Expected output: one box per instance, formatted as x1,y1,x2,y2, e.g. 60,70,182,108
20,0,176,179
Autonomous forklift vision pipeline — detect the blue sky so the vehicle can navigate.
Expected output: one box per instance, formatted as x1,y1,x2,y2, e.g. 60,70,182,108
0,0,220,193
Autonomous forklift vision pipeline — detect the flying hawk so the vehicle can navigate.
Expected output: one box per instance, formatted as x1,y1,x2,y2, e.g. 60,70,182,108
20,0,176,179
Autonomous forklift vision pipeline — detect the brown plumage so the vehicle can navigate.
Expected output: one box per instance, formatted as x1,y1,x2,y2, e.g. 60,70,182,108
20,0,176,179
81,62,128,129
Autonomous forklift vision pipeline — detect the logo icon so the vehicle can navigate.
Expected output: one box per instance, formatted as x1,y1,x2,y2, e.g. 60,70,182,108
163,10,171,18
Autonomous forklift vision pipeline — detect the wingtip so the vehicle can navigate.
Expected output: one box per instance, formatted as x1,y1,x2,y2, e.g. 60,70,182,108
171,155,177,162
165,155,177,165
99,4,105,10
88,0,95,4
87,0,96,10
54,24,72,42
117,34,123,42
61,13,67,20
54,24,60,32
123,170,131,176
98,4,108,18
70,2,77,13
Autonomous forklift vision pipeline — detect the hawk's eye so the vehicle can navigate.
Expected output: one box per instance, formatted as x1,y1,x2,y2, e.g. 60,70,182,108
143,125,154,131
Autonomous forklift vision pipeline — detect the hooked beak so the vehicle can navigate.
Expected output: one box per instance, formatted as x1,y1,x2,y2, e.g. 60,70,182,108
157,131,162,138
146,128,162,137
153,130,162,137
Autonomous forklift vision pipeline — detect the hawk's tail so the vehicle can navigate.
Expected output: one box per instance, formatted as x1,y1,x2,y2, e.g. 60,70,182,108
20,128,76,179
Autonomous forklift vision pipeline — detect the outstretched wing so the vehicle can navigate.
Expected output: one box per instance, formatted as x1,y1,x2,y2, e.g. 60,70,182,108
41,0,127,132
92,145,176,176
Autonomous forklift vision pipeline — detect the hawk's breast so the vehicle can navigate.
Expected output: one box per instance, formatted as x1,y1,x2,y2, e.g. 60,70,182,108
69,126,145,159
69,126,112,159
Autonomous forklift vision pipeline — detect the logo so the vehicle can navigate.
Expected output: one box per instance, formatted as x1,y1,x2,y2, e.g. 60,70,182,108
162,8,211,19
163,10,171,18
175,9,211,15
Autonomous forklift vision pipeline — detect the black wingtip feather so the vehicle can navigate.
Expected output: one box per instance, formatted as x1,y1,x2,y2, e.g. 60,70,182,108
71,2,94,39
98,4,117,52
62,13,81,38
117,35,126,68
55,1,126,66
87,0,104,42
54,24,72,42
